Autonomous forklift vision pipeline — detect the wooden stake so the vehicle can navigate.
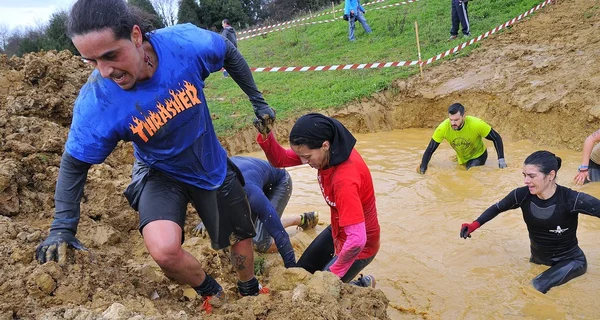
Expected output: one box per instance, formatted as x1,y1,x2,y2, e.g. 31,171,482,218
332,2,336,19
414,20,424,78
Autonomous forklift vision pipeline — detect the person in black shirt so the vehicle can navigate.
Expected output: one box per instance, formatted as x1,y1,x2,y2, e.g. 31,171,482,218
460,150,600,293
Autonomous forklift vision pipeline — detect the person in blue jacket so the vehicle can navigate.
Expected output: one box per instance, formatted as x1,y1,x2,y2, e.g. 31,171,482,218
34,0,276,302
344,0,372,41
195,156,319,268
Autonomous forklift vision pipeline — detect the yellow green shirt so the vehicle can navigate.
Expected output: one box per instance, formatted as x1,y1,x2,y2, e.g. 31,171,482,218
432,116,492,164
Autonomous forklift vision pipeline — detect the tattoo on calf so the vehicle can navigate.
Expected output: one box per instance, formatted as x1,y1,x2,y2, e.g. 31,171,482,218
230,252,247,271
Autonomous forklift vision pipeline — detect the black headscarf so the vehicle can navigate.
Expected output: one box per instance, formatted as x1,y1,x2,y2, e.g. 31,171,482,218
289,113,356,166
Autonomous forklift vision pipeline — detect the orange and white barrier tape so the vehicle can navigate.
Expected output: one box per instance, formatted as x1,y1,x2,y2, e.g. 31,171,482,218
238,0,390,35
246,0,552,72
238,0,419,38
250,61,419,72
238,0,420,41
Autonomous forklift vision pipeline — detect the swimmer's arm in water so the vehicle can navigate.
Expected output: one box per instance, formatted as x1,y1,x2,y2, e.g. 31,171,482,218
484,128,506,168
418,139,440,174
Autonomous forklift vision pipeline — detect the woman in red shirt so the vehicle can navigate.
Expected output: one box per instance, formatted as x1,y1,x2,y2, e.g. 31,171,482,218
255,113,380,286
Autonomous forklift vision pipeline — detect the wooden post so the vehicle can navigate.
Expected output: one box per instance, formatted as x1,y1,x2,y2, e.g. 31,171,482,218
332,2,336,19
414,20,424,78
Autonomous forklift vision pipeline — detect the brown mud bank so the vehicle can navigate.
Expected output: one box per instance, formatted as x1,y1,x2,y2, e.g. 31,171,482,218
1,0,598,318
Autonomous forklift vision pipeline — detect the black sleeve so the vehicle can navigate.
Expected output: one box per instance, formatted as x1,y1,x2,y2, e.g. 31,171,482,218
221,39,270,112
484,128,505,159
420,139,440,169
475,187,527,225
570,191,600,218
49,151,92,234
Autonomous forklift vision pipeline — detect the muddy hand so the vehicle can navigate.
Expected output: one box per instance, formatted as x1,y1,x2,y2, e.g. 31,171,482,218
253,117,271,135
573,171,590,185
36,231,87,265
193,222,208,238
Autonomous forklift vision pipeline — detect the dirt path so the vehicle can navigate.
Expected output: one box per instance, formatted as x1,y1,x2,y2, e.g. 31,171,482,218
1,0,599,318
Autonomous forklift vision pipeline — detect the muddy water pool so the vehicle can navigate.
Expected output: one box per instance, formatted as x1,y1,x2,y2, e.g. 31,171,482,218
242,128,600,319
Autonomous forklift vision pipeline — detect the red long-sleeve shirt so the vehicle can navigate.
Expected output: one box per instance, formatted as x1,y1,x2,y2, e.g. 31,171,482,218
257,132,380,260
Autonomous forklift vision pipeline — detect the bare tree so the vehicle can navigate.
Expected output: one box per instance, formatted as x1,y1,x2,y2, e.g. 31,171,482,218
150,0,179,26
0,23,9,51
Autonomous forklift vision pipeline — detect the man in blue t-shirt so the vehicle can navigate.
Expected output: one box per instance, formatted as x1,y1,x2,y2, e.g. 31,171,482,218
35,0,276,301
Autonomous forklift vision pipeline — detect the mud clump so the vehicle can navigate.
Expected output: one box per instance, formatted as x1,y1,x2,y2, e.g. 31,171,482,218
0,50,390,319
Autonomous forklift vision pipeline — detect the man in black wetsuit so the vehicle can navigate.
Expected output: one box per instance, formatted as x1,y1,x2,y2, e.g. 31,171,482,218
460,150,600,293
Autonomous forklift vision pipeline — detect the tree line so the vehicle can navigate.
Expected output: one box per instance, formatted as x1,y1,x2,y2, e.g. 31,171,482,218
0,0,342,57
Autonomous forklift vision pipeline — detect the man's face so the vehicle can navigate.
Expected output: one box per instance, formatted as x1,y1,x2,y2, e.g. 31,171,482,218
72,26,145,90
448,112,464,130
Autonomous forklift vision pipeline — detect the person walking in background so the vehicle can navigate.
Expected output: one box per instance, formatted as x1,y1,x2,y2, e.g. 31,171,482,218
449,0,471,40
221,19,237,77
573,129,600,185
35,0,276,307
344,0,372,41
255,113,380,287
419,103,507,174
460,151,600,293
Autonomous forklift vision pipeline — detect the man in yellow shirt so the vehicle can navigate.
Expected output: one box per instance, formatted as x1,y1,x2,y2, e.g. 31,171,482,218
419,103,507,174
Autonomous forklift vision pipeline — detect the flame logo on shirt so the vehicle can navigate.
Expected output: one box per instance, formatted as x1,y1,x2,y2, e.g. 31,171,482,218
129,81,201,142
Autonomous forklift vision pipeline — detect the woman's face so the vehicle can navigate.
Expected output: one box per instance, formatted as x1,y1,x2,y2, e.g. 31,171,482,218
522,164,555,196
72,26,146,90
291,141,330,170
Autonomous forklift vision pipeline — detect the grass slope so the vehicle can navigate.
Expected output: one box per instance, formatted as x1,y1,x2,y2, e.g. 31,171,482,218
205,0,544,135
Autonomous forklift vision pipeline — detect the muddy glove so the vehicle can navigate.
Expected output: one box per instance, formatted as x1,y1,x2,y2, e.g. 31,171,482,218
498,158,507,169
343,14,349,21
460,221,481,239
418,164,427,175
193,222,209,238
36,228,86,264
253,106,275,135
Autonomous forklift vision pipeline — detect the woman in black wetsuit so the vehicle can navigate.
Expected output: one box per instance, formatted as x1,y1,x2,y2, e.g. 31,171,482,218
460,150,600,293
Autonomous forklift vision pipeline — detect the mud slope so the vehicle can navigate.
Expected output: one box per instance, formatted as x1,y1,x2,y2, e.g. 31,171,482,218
0,0,598,318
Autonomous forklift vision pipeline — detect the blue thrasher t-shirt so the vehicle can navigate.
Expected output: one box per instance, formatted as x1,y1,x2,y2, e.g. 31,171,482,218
65,24,228,189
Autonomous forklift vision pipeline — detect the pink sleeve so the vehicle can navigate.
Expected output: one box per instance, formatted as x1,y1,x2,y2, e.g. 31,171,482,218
328,222,367,278
256,132,303,167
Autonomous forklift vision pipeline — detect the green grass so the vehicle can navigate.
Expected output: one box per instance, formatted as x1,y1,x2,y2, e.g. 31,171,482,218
205,0,546,135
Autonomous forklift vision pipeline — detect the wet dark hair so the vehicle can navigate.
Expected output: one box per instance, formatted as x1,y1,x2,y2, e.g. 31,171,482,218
289,136,325,149
448,103,465,115
524,150,562,175
67,0,156,41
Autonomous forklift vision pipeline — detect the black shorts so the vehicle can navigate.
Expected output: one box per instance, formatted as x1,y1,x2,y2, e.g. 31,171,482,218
124,159,255,250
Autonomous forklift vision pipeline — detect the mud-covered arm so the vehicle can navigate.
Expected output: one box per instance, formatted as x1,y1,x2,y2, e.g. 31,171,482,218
419,139,440,173
221,40,274,120
51,151,92,233
485,128,505,160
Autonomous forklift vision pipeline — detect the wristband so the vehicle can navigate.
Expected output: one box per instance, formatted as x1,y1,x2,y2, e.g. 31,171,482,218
578,165,589,172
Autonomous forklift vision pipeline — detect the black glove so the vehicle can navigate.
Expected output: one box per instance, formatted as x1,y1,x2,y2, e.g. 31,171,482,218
36,230,87,264
343,14,349,21
417,164,427,174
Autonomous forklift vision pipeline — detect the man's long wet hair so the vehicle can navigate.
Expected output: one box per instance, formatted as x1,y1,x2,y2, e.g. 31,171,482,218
67,0,156,41
448,103,465,115
525,150,562,176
